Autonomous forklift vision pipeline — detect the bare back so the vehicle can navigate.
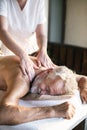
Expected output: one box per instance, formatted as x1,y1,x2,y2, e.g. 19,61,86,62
0,56,21,90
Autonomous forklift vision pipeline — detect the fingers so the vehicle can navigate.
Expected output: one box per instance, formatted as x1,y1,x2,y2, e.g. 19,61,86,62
37,52,55,69
37,60,41,67
20,57,37,81
81,95,87,104
33,64,39,69
20,59,27,76
55,102,76,119
25,65,34,80
28,68,35,81
64,102,75,119
44,61,54,69
20,62,34,80
42,58,54,68
37,58,54,69
80,90,87,104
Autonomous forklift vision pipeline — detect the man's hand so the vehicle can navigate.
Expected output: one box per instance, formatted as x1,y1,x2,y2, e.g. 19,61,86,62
53,102,75,119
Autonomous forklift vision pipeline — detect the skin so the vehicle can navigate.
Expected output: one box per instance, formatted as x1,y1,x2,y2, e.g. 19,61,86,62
0,56,75,125
31,69,66,95
31,70,87,103
37,76,65,95
78,77,87,103
31,68,87,103
0,0,54,81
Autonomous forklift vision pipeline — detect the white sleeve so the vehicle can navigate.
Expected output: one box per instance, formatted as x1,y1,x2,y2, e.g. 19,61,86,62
0,0,7,17
37,0,46,24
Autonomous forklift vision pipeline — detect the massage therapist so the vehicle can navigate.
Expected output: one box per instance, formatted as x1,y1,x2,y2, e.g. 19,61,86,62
0,0,54,80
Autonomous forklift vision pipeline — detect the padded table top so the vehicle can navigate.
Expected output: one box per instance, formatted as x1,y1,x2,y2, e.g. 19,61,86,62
0,90,87,130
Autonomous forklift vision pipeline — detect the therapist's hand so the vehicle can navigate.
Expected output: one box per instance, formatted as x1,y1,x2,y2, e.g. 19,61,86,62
36,50,55,68
20,54,38,81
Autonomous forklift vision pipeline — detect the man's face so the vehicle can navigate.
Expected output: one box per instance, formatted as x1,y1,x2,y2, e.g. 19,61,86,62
31,69,66,95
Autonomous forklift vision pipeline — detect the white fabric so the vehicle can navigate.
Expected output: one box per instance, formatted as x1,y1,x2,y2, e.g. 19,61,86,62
0,90,87,130
0,0,46,55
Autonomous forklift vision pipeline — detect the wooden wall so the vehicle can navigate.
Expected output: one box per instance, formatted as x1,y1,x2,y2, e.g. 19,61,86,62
48,42,87,75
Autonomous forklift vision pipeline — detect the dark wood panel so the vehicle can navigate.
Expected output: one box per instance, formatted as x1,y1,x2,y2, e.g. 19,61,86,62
48,44,60,64
48,43,87,75
82,50,87,75
66,47,74,70
74,49,83,74
52,45,60,64
59,46,66,65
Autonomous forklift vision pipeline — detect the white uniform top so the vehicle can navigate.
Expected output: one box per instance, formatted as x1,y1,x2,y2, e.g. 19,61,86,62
0,0,46,55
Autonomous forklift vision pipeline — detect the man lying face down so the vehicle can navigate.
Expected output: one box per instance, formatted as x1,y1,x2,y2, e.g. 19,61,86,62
31,66,87,103
0,55,87,125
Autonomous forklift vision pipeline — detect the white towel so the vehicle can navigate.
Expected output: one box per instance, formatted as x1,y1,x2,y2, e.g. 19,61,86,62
0,90,87,130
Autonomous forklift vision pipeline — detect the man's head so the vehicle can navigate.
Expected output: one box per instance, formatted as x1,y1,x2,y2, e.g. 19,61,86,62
31,69,65,95
30,67,78,96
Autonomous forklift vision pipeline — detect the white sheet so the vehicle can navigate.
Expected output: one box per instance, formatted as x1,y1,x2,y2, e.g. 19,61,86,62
0,90,87,130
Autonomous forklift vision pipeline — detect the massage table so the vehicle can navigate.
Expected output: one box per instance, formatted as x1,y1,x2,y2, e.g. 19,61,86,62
0,90,87,130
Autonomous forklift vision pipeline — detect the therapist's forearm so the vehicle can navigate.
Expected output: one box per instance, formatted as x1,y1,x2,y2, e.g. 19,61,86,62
36,34,48,52
0,30,26,58
36,24,48,53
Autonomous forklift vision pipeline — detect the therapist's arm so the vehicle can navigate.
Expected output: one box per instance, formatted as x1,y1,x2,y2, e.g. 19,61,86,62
0,16,37,80
36,24,54,68
0,16,25,56
36,24,47,53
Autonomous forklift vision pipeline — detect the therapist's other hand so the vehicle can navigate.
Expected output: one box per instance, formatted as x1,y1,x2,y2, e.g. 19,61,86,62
37,50,55,68
20,54,38,81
